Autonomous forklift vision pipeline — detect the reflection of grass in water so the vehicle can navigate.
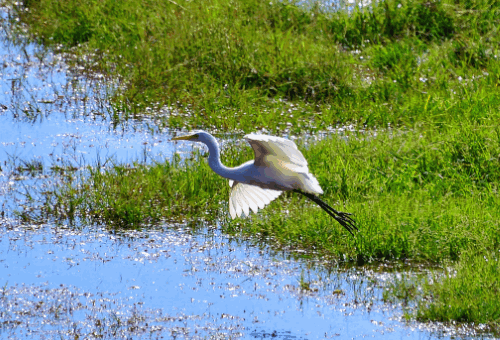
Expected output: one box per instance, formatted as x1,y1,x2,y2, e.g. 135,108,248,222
0,283,243,338
15,159,44,176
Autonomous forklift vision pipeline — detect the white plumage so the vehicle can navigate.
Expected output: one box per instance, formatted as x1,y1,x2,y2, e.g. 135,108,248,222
172,130,357,236
228,180,282,219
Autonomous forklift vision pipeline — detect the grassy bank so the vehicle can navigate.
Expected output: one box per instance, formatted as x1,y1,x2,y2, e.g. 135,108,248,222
418,250,500,333
386,249,500,335
8,0,500,333
9,0,500,131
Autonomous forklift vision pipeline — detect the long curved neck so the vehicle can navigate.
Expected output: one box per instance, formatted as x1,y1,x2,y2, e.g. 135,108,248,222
202,136,234,179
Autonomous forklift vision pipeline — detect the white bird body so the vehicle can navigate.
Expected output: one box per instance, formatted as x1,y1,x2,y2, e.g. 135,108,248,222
172,130,357,236
225,159,321,192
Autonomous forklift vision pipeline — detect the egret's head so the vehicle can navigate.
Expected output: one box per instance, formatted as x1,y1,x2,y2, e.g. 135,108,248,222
171,130,213,144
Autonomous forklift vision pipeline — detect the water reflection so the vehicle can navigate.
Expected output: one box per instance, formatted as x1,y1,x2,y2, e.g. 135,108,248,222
0,32,183,167
0,221,441,339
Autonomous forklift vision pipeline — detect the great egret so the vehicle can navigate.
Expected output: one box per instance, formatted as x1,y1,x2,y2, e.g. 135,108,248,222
172,131,357,236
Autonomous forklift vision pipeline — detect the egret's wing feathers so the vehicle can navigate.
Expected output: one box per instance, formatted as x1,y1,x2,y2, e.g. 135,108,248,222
263,155,307,172
228,181,282,219
244,134,309,170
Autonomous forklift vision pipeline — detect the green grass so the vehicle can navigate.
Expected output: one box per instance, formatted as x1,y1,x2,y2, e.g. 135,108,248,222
36,124,500,262
227,123,500,262
7,0,500,333
35,146,254,227
10,0,500,131
418,250,500,331
385,250,500,333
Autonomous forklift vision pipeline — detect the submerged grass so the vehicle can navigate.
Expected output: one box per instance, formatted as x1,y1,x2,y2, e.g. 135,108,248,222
6,0,500,332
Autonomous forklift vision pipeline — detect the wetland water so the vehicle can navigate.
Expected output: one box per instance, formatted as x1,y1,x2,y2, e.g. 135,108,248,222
0,11,459,340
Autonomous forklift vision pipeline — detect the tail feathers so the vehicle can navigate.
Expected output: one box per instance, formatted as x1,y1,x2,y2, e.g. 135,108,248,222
299,172,323,195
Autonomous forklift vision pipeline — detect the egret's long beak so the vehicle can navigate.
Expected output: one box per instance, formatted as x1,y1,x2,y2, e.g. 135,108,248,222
171,134,194,141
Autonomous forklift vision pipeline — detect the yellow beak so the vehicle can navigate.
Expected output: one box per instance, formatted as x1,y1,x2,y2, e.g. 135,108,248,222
171,134,195,141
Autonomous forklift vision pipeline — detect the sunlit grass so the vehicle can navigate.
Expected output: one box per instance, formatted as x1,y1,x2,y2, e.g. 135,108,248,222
229,124,500,261
10,0,500,131
418,250,500,331
39,124,500,261
386,250,500,333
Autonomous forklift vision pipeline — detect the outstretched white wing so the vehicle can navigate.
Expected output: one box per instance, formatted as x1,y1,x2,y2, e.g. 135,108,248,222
244,134,309,172
228,180,282,219
244,133,323,194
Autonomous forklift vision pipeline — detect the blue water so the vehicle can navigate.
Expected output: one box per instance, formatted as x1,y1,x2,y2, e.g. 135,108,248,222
0,36,184,167
0,6,476,340
1,222,443,339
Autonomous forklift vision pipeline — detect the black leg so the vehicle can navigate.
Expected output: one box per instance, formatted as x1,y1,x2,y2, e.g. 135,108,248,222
294,190,358,237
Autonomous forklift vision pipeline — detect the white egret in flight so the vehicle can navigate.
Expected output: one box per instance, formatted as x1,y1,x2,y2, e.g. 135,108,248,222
172,131,357,236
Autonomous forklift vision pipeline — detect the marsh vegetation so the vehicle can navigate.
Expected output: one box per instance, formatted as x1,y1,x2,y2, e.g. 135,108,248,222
3,0,500,335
